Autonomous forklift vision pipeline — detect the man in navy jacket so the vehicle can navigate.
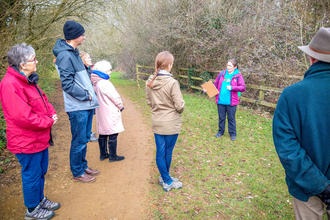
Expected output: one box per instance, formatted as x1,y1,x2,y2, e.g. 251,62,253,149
53,21,100,183
273,27,330,219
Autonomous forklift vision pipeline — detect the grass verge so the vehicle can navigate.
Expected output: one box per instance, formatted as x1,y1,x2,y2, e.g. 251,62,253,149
112,72,293,219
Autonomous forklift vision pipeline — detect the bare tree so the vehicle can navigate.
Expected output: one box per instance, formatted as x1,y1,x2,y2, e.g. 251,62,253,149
0,0,106,78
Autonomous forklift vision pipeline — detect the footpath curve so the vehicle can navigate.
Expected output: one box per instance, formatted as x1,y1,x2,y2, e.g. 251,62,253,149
0,83,155,220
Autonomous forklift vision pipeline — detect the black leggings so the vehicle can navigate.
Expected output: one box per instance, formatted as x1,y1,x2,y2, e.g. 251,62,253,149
99,133,118,140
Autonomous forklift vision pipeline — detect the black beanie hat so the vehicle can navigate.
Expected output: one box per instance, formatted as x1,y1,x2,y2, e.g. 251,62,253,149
63,21,85,40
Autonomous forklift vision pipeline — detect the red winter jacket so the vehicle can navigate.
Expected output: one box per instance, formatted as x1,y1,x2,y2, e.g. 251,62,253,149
0,67,56,154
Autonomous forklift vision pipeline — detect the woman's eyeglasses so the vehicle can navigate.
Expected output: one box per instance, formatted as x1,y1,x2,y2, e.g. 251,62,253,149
28,58,37,63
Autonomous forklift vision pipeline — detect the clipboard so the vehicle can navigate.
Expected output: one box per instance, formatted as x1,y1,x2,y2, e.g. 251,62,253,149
201,81,219,98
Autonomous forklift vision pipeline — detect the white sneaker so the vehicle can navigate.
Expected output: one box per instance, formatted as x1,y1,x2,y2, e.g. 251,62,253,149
25,205,55,220
158,175,179,185
39,197,61,211
163,181,183,192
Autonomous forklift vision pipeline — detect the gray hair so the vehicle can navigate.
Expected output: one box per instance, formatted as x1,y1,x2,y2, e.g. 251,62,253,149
7,43,35,69
93,60,112,73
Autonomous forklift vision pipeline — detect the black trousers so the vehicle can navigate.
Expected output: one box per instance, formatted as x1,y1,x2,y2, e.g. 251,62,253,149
217,104,237,137
99,133,118,140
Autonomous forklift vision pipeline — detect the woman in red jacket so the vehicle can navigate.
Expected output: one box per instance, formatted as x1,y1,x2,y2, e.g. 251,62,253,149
0,43,60,220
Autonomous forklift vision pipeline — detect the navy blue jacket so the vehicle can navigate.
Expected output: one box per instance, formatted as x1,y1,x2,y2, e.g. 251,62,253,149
53,39,99,112
273,61,330,201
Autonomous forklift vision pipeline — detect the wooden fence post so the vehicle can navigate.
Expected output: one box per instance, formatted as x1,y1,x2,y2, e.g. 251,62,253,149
136,63,140,88
259,81,265,101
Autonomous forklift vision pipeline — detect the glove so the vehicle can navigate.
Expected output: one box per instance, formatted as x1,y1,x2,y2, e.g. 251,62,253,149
317,184,330,210
120,107,124,112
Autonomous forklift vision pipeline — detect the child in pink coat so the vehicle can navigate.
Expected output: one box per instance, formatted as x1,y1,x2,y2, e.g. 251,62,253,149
91,60,125,162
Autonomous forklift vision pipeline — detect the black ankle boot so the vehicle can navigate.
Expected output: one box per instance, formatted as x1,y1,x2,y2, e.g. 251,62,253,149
108,139,125,162
98,136,109,161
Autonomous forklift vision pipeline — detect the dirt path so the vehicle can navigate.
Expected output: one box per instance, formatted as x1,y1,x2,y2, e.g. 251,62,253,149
0,83,155,219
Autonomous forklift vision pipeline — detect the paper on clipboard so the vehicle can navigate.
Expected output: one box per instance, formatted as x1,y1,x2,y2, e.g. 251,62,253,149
201,81,219,98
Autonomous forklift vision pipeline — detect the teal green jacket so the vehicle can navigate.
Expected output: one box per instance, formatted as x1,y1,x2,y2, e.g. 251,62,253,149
273,61,330,202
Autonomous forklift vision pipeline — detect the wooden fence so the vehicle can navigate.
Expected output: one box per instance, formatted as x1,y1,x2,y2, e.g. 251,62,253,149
136,64,303,108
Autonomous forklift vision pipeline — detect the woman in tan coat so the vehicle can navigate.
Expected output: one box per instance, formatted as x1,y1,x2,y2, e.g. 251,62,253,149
146,51,185,192
91,60,125,162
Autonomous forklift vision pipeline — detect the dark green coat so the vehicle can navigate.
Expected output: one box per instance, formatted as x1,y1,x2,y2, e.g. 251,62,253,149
273,61,330,202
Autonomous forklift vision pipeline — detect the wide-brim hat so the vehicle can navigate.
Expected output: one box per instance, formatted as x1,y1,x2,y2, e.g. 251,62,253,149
298,27,330,63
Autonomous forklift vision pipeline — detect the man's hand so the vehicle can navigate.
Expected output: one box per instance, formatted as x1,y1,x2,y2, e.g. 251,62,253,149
318,184,330,210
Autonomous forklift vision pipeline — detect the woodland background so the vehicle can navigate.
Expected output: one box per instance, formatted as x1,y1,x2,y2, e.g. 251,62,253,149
0,0,330,146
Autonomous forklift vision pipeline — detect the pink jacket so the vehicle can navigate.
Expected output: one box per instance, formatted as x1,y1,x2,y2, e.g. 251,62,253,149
91,74,124,135
214,70,246,106
0,67,56,154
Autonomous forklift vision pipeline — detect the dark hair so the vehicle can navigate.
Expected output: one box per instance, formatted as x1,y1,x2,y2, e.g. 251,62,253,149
7,43,35,70
228,58,238,69
146,51,174,88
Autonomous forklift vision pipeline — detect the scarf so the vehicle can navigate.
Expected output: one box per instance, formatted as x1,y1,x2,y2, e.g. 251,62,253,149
12,66,39,85
158,69,173,77
92,70,110,80
226,68,239,75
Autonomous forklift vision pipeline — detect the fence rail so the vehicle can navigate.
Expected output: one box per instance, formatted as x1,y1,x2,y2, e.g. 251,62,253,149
136,64,303,108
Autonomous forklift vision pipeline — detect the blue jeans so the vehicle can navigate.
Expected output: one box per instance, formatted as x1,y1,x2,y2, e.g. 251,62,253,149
16,148,49,208
154,133,178,185
67,110,93,177
217,104,237,137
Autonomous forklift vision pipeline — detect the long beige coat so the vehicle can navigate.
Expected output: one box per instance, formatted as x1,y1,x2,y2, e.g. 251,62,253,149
91,74,124,135
146,74,185,135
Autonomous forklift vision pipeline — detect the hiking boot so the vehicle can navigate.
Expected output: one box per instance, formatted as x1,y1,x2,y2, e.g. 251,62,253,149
84,167,100,176
163,181,183,192
39,197,60,211
158,175,179,185
73,173,96,183
231,136,236,141
89,133,98,142
25,205,54,220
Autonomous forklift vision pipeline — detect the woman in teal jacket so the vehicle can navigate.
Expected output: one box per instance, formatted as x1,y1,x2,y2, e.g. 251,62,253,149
212,59,245,140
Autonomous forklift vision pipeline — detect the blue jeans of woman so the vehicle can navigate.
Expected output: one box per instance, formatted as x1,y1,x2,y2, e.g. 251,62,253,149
154,133,178,185
16,148,49,208
217,104,237,137
67,109,93,177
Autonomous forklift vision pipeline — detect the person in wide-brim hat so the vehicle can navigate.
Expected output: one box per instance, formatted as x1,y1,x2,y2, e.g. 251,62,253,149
298,27,330,63
273,27,330,220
